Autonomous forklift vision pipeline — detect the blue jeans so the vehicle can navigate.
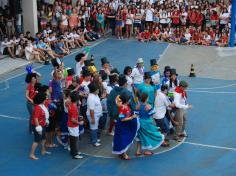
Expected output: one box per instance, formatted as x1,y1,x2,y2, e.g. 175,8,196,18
26,101,34,133
155,117,170,134
91,129,98,144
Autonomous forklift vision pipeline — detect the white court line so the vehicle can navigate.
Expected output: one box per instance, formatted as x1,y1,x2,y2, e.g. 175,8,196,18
64,156,91,176
187,90,236,94
80,137,186,159
0,80,9,91
0,38,109,82
0,114,28,121
158,43,170,63
189,82,236,90
184,141,236,151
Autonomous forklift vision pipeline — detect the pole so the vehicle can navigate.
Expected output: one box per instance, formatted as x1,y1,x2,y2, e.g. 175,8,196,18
229,0,236,47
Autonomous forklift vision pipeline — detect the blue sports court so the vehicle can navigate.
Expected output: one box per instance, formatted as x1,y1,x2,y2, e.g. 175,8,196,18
0,39,236,176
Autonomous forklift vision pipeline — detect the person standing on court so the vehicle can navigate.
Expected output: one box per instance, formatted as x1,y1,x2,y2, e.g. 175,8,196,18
107,75,132,136
131,58,144,87
137,72,156,107
29,93,50,160
173,80,192,142
25,72,37,134
67,92,84,159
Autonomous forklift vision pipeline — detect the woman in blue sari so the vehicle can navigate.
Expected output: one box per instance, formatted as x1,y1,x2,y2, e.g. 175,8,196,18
136,93,164,156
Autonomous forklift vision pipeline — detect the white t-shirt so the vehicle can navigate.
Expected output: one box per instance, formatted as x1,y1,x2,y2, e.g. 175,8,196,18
185,33,191,41
87,93,103,118
126,75,133,92
220,12,229,25
131,67,144,85
76,61,84,77
153,91,170,119
145,8,154,22
25,45,34,60
1,41,11,54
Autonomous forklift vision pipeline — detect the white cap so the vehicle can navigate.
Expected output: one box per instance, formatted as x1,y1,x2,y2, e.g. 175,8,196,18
137,58,144,64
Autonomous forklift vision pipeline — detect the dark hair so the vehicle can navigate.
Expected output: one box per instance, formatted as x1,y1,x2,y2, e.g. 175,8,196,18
75,53,85,62
100,71,108,81
118,74,127,86
63,89,71,98
70,91,79,103
119,92,131,104
88,82,98,93
140,92,148,103
39,85,49,93
33,93,46,105
123,66,132,75
161,84,169,92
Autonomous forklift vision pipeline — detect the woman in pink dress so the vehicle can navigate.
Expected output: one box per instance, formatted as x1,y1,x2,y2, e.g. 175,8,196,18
69,8,79,30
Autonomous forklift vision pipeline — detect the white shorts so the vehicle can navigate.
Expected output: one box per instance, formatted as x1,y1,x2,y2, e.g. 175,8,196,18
68,127,79,137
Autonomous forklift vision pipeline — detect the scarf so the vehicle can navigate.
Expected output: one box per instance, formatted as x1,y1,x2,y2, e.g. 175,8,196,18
175,86,187,98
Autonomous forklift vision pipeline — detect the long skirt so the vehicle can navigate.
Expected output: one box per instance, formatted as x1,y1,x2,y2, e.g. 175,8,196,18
112,118,140,155
137,118,164,150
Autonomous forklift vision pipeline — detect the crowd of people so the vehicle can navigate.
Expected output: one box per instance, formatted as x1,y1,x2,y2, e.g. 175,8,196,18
0,0,234,59
26,51,192,160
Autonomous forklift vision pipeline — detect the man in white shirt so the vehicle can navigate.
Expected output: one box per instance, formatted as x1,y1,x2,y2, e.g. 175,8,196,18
173,80,192,142
153,85,174,139
87,82,103,147
75,53,87,77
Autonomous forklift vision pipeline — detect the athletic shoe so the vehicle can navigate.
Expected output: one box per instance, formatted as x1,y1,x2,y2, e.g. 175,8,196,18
73,154,84,159
93,142,101,147
97,139,101,143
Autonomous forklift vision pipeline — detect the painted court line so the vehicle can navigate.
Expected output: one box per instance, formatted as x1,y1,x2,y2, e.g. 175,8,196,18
0,80,9,91
184,141,236,151
189,82,236,90
158,43,170,63
187,90,236,94
0,114,28,121
1,39,108,82
64,156,91,176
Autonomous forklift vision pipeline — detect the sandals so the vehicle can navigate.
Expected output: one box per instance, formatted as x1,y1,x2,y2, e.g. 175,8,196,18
144,151,153,156
119,154,131,160
135,152,142,157
29,155,39,160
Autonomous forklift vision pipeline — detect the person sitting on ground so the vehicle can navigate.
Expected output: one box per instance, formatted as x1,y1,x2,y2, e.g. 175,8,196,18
25,40,44,63
1,37,16,58
15,39,25,58
54,37,70,56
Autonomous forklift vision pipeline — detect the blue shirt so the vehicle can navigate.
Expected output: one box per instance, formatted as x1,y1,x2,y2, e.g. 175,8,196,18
137,83,155,106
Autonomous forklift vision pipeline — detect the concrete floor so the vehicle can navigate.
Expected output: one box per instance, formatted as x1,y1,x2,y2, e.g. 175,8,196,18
159,44,236,80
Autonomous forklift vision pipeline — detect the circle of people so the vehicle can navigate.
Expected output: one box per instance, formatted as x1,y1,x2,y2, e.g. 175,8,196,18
1,0,233,59
26,51,192,161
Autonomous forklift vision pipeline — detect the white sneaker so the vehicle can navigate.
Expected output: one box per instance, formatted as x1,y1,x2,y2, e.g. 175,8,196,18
93,142,101,147
73,154,84,159
97,139,101,143
77,152,81,155
108,132,114,136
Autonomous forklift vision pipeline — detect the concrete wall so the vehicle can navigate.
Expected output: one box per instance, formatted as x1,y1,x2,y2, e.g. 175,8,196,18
22,0,38,35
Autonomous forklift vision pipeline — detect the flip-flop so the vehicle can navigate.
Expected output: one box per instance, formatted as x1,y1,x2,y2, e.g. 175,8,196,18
144,151,153,156
135,153,142,157
29,155,39,160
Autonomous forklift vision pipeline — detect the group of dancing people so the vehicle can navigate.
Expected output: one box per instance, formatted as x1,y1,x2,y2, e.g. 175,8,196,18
26,51,192,160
